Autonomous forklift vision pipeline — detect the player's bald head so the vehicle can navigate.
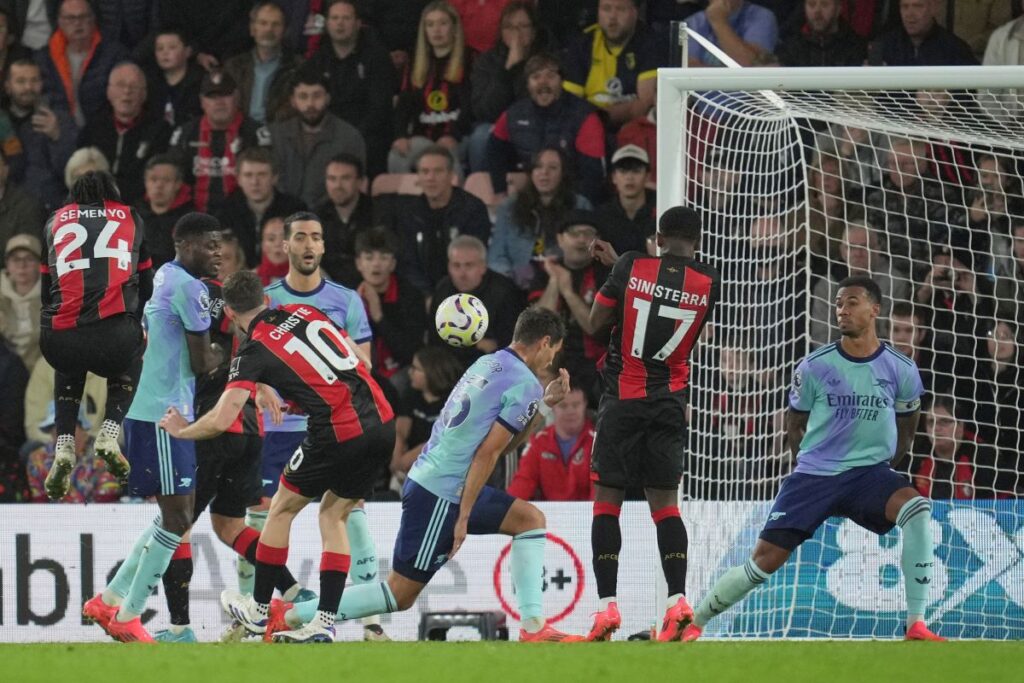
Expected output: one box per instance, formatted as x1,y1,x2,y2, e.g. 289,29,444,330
223,270,265,314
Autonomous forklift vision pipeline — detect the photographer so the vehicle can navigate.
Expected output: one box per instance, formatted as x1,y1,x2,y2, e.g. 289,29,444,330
915,247,995,355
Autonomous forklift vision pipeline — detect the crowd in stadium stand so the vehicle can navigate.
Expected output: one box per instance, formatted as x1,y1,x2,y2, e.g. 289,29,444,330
0,0,1021,505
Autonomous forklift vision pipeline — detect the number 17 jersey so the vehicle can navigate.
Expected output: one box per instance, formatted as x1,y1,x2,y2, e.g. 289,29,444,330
595,251,720,399
41,201,151,331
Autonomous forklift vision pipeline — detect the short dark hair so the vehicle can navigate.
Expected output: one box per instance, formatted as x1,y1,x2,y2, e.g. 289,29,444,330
890,300,920,321
524,52,560,78
6,58,39,79
154,27,190,46
658,206,701,242
326,0,362,18
513,306,566,346
250,0,287,25
413,346,463,397
838,274,883,306
237,146,276,173
173,212,221,243
282,211,321,238
327,152,364,178
291,63,329,93
928,394,958,419
69,170,121,204
223,270,265,314
416,144,454,172
145,153,183,180
355,226,398,256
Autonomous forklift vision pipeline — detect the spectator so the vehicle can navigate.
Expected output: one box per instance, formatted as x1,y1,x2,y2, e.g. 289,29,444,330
224,1,303,125
0,149,46,248
429,235,525,365
0,233,42,370
507,383,595,501
450,0,514,55
995,220,1024,322
390,345,462,481
4,59,77,210
594,144,656,257
155,1,258,70
94,0,156,54
305,0,397,178
809,222,912,346
0,6,31,86
913,395,1006,499
532,210,610,402
953,318,1023,453
967,152,1021,254
888,300,953,395
468,1,547,172
935,0,1011,60
489,146,592,288
217,232,246,280
316,153,374,285
868,0,977,66
135,154,194,270
390,0,471,174
25,402,120,503
616,106,656,182
37,0,129,127
78,62,172,204
170,71,271,215
379,145,491,294
806,148,858,277
62,145,109,190
14,0,55,52
23,355,107,444
487,52,606,202
915,246,996,354
363,0,430,73
563,0,662,128
354,226,427,383
216,147,306,266
981,16,1024,121
685,0,778,67
255,215,289,286
267,65,366,209
777,0,867,66
0,330,27,501
144,28,204,128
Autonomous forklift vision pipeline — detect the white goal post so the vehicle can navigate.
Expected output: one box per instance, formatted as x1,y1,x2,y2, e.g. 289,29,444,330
657,64,1024,639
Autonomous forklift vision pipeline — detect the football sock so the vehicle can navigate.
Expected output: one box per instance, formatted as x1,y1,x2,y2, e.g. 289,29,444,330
511,529,547,632
301,581,397,625
162,543,193,626
105,516,160,603
53,371,86,438
104,360,141,424
347,507,384,627
237,511,267,595
318,552,350,619
897,497,934,628
592,502,622,599
652,505,688,597
119,525,182,621
600,597,617,610
99,419,120,442
254,542,288,607
233,526,301,597
693,558,770,628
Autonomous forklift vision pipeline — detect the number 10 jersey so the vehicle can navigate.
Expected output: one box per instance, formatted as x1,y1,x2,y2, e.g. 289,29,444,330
227,304,393,447
41,201,151,331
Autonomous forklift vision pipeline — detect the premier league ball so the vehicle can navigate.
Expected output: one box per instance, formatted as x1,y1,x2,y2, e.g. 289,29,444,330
435,293,489,348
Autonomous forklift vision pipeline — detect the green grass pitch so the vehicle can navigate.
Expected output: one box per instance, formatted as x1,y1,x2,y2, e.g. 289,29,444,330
4,642,1021,683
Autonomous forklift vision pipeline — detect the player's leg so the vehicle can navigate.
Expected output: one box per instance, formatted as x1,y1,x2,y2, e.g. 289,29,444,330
156,529,195,643
587,395,638,641
687,470,837,641
346,502,391,641
91,316,145,480
44,367,87,499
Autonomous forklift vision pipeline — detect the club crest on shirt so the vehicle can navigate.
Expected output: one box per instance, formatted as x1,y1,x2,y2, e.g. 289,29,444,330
198,290,211,314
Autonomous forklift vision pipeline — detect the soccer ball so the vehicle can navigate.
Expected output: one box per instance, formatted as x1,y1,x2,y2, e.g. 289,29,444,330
435,293,489,348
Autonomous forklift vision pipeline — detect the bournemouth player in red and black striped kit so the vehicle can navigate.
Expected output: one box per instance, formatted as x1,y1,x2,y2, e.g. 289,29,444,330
585,206,720,642
38,171,153,500
161,269,395,644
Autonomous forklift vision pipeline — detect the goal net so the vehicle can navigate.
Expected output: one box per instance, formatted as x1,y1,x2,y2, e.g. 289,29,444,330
659,64,1024,639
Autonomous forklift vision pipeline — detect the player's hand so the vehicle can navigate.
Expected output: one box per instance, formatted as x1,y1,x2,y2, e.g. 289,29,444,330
590,239,619,267
543,368,571,407
159,407,189,438
256,384,285,426
449,516,469,559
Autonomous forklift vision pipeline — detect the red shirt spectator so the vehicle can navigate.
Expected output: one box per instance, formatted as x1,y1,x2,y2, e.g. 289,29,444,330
508,387,594,501
450,0,514,55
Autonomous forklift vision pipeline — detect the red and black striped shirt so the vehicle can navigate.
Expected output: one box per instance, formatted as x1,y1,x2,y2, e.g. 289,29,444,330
41,201,152,331
226,304,394,445
595,252,720,400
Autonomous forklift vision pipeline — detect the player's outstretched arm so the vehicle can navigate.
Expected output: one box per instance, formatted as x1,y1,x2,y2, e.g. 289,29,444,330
450,421,516,558
785,409,809,461
185,331,225,376
891,410,921,469
160,387,250,440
